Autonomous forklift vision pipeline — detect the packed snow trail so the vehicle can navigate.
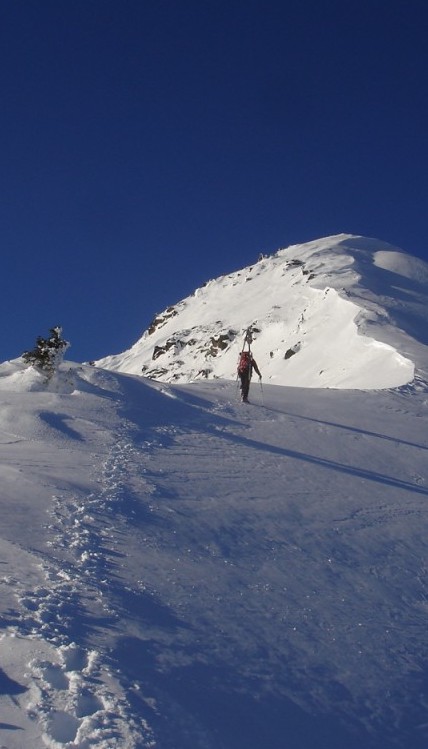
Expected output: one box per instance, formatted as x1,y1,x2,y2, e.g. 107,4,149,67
0,361,427,748
0,363,155,748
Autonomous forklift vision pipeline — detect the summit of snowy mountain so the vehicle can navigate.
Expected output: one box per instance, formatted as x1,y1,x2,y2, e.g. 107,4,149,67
97,234,428,390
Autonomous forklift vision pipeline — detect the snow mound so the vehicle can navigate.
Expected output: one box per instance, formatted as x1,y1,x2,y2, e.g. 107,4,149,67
374,250,428,282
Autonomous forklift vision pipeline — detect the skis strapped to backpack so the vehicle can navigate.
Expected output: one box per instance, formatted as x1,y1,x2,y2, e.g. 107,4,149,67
243,327,253,352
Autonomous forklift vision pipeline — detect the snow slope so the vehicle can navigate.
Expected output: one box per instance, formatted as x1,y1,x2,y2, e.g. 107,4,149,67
97,234,428,389
0,358,427,749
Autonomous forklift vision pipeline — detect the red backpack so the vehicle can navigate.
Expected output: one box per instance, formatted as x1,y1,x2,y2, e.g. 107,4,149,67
237,351,251,374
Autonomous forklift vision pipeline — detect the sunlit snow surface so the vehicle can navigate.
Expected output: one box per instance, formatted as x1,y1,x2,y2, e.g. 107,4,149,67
97,234,428,389
0,358,427,749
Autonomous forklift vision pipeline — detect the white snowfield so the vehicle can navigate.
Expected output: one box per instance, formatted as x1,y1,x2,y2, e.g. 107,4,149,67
0,235,428,749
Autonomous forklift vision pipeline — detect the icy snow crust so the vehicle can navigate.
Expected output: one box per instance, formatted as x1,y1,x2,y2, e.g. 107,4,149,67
0,359,428,748
97,234,428,389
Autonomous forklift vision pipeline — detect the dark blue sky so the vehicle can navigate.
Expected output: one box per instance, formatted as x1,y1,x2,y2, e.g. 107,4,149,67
2,0,428,363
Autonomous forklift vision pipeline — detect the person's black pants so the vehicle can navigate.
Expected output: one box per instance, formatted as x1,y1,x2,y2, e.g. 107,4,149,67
239,371,250,400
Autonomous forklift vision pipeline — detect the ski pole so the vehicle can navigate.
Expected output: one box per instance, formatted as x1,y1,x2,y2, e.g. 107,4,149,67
259,378,264,406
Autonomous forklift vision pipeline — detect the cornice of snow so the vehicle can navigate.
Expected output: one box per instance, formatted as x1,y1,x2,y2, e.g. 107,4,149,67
96,234,428,390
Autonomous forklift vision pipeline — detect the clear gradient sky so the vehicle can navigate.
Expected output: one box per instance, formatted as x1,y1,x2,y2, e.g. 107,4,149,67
2,0,428,363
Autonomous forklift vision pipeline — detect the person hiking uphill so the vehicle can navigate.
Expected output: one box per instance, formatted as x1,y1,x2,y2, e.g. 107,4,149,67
237,350,261,403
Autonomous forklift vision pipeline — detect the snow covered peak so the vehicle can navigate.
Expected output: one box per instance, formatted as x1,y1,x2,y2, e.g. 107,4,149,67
97,234,428,390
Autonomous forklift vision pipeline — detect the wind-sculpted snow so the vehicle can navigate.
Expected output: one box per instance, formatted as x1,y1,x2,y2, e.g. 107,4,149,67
0,360,427,748
97,234,428,389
